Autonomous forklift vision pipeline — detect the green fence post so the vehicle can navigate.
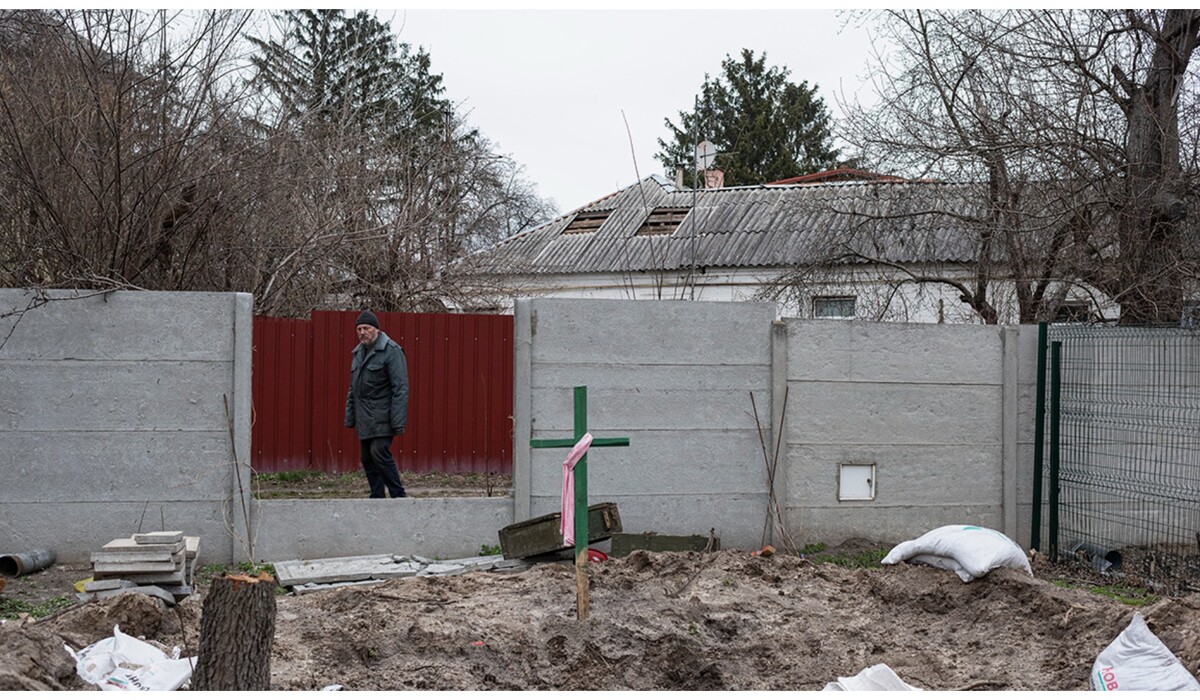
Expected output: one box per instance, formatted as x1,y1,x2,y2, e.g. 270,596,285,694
1031,322,1048,552
573,386,588,571
1049,340,1062,563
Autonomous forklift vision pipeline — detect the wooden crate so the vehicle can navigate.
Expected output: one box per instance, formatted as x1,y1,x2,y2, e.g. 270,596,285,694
498,502,622,559
610,532,720,557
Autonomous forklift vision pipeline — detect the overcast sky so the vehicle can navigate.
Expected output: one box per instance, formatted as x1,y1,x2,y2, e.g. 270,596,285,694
389,9,882,214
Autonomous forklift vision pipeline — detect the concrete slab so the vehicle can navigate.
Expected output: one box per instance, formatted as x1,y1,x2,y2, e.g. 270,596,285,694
93,559,181,574
91,550,178,564
101,538,184,554
292,579,388,595
273,554,422,587
133,531,184,545
83,578,135,592
109,570,187,585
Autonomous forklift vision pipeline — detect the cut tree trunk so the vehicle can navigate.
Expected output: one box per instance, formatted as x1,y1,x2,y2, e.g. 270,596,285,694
191,571,277,691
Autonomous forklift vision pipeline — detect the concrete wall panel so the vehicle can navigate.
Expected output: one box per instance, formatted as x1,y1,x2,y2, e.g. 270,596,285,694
1,431,232,502
529,429,766,498
787,382,1002,446
784,444,1003,506
530,383,768,433
254,498,514,561
529,299,774,366
784,320,1003,385
0,290,237,361
0,289,250,562
519,298,774,549
1,362,232,431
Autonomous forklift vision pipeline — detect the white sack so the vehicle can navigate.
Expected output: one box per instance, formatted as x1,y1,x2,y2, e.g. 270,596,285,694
1091,612,1200,691
823,663,923,691
881,525,1031,582
65,624,196,691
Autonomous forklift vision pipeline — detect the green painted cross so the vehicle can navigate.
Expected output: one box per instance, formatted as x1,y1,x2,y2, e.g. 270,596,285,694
530,385,629,620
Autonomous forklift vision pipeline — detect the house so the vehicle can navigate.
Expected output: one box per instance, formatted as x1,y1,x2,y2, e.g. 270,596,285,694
460,170,1122,323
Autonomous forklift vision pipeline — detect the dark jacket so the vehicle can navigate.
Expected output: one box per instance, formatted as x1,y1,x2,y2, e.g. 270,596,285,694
345,331,409,440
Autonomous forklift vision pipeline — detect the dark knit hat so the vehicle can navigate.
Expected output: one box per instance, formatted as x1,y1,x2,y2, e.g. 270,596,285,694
355,310,380,329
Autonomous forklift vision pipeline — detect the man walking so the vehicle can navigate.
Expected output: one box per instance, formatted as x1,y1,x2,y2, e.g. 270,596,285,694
345,310,409,498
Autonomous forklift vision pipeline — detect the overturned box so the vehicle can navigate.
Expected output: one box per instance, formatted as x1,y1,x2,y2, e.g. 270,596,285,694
610,532,720,557
499,502,622,559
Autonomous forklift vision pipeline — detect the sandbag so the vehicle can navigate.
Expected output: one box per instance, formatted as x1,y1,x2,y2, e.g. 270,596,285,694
881,525,1031,582
1091,613,1200,691
823,663,922,691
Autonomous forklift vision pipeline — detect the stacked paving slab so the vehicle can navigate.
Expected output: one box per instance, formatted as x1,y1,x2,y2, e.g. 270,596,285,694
80,531,200,606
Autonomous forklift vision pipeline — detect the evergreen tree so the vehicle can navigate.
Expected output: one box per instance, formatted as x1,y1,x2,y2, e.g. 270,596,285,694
656,49,840,187
247,9,450,136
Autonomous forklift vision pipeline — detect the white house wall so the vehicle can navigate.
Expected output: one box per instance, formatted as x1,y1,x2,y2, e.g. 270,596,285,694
495,264,1106,323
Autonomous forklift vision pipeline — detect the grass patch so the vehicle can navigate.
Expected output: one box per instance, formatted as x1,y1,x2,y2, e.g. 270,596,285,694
0,595,75,620
255,470,322,484
478,544,503,556
1051,580,1159,606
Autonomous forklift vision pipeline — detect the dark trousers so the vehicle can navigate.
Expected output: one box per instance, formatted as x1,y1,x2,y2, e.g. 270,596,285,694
360,437,406,498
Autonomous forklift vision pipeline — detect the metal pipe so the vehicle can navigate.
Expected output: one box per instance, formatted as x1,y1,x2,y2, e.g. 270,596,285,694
0,549,56,577
1069,541,1123,573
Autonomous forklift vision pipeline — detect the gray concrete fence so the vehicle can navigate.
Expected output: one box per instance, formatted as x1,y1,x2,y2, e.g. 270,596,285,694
2,290,1040,566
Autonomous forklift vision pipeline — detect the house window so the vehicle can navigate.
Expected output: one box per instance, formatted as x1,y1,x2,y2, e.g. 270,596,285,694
1055,302,1092,323
814,296,856,319
563,210,610,235
635,207,690,236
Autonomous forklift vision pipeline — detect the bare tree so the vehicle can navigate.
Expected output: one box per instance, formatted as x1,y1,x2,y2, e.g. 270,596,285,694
766,10,1200,325
0,10,255,292
0,9,554,317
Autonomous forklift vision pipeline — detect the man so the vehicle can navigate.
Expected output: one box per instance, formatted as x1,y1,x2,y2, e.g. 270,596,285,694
345,310,409,498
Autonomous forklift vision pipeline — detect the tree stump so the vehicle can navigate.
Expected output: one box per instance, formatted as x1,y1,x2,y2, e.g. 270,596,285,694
191,571,276,691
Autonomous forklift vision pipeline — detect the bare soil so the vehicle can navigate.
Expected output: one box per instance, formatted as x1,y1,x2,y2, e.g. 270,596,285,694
4,543,1199,691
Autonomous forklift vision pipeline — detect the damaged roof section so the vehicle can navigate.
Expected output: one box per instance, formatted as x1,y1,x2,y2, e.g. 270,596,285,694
468,175,987,276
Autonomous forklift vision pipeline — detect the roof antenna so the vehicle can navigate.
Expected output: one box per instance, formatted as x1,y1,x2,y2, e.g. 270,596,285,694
621,110,652,216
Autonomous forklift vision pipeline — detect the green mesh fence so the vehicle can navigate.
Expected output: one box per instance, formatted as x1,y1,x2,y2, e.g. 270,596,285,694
1037,324,1200,593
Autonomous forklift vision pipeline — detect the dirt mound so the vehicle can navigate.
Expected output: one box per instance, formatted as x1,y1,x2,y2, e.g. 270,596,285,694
0,624,84,690
264,550,1193,691
12,549,1200,691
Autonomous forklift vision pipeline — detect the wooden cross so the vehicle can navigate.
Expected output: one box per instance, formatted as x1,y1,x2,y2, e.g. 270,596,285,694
530,385,629,620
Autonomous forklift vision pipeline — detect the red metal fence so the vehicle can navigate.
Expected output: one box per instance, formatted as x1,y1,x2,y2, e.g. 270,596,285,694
252,310,513,475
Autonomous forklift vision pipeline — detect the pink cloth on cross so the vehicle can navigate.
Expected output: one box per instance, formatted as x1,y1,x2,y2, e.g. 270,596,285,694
560,433,593,547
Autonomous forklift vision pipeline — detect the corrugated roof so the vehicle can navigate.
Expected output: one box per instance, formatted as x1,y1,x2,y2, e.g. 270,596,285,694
469,177,989,275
